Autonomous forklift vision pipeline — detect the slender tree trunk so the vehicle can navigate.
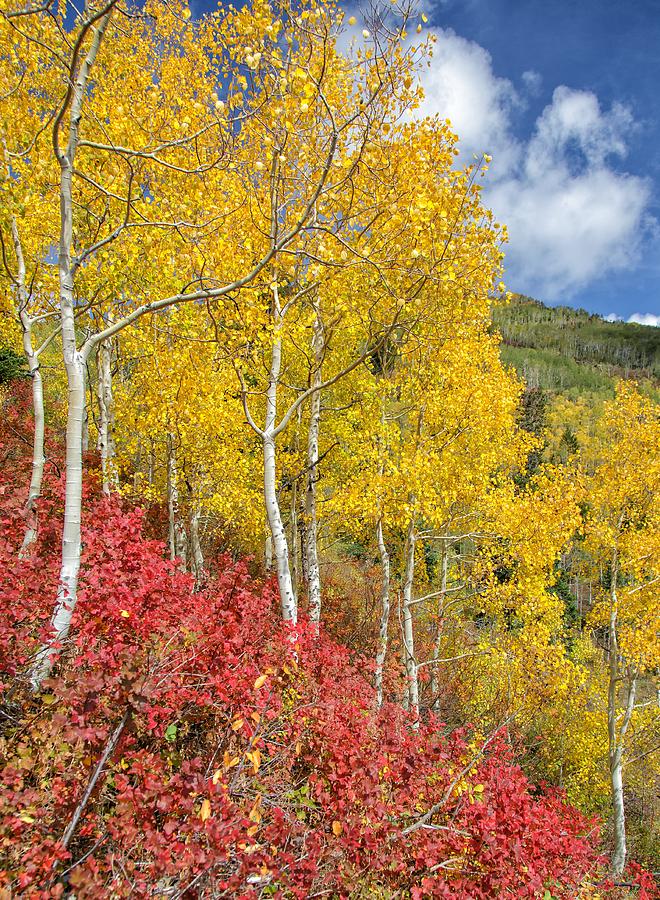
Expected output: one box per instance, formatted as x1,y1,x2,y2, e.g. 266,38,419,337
265,532,273,573
264,434,296,621
96,338,116,495
20,338,45,556
262,287,296,622
402,517,419,721
290,465,299,605
430,543,448,710
305,308,324,628
30,334,88,688
166,435,186,569
29,5,113,690
189,505,205,587
81,405,89,453
12,218,46,556
299,491,309,587
607,551,635,877
374,516,390,708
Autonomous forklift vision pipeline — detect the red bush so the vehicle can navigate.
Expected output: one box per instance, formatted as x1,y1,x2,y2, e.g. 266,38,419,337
0,386,655,898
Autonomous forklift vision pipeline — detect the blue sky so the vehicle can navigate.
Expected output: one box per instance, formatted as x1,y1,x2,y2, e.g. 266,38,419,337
405,0,660,323
193,0,659,323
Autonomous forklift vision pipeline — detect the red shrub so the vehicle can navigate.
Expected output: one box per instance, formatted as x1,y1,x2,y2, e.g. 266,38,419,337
0,387,654,898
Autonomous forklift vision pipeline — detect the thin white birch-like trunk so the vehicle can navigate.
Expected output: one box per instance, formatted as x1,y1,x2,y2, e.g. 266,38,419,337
430,543,448,709
189,505,205,587
262,282,297,623
374,516,390,708
12,219,46,556
29,6,114,690
607,550,636,877
305,307,324,628
166,435,186,568
402,517,419,721
19,319,45,555
96,338,116,495
265,532,273,573
290,462,299,604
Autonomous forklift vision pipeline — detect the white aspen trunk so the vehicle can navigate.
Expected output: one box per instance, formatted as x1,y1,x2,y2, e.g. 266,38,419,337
305,308,324,628
133,442,141,493
189,505,205,587
96,338,116,495
166,435,186,568
82,405,89,454
265,532,273,573
29,6,113,690
402,518,419,721
264,433,296,622
262,283,296,623
607,551,634,877
299,493,309,588
290,466,299,604
13,235,46,555
19,328,46,556
30,335,88,688
430,543,448,709
374,517,391,708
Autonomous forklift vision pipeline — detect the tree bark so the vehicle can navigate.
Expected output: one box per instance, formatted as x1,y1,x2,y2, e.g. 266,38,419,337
19,323,45,556
430,542,448,710
29,4,114,690
262,286,296,622
10,216,47,555
189,505,205,587
265,532,273,573
374,516,390,708
166,435,186,570
607,550,636,877
402,517,419,721
305,307,324,629
96,337,116,495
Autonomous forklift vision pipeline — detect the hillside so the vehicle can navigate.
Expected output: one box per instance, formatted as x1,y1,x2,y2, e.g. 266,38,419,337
493,295,660,394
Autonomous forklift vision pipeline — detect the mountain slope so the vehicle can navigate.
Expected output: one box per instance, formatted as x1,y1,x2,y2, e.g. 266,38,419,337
493,295,660,394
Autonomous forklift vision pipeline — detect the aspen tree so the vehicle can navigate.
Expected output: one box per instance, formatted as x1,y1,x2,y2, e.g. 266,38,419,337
582,383,659,876
2,0,420,679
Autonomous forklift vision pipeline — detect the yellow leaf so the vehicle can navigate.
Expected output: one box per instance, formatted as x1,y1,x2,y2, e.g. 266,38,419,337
247,748,261,773
223,751,240,769
200,798,211,821
212,769,223,785
253,674,269,690
231,717,244,731
249,795,262,823
332,820,342,836
120,610,130,618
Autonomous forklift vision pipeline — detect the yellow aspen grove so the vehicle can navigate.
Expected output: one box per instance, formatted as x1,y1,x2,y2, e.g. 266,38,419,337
1,0,658,889
581,383,659,876
1,0,424,680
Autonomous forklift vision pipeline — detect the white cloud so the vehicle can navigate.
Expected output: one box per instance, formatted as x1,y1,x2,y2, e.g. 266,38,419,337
627,312,660,327
415,29,522,178
522,70,542,96
605,313,623,322
415,31,654,301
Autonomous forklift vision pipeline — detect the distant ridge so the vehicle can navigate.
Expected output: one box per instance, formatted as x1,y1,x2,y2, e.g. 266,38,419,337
492,294,660,393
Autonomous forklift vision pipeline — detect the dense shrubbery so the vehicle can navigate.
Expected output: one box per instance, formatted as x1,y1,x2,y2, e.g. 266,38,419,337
0,385,657,898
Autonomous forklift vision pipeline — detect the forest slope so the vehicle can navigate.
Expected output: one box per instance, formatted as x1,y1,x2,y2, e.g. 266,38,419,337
493,295,660,394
